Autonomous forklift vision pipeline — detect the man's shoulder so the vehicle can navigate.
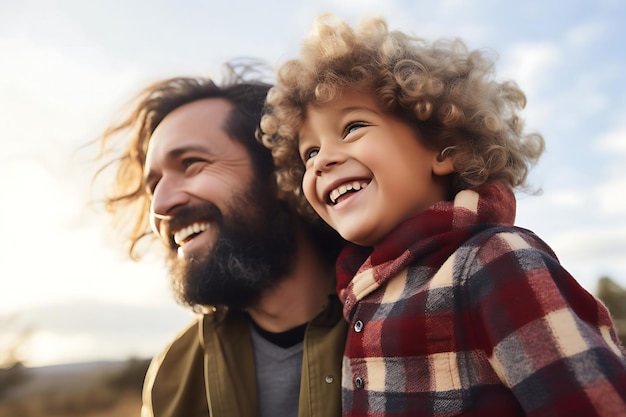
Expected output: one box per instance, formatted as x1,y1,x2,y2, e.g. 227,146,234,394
149,308,239,367
142,314,211,416
148,315,205,376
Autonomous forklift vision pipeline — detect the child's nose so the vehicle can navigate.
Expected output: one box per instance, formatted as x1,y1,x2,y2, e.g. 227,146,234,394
313,145,343,176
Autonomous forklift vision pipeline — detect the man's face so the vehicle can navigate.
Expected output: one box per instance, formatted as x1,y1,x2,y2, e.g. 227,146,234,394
143,98,295,309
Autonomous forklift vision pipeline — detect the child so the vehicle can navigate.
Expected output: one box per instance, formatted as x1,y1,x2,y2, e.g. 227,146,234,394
260,13,626,417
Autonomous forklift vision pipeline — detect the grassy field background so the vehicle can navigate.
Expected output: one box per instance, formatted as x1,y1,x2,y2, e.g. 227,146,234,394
0,358,148,417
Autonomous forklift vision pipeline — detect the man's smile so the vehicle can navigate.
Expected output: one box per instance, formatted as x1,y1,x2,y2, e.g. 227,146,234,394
173,221,211,246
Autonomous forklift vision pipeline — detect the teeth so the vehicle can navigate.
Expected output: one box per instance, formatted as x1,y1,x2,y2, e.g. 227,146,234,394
329,181,369,204
173,222,210,246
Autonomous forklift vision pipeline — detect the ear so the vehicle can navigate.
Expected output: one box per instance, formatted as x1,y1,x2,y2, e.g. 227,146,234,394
432,152,455,177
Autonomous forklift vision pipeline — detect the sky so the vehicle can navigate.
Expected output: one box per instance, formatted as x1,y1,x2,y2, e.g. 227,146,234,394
1,0,625,367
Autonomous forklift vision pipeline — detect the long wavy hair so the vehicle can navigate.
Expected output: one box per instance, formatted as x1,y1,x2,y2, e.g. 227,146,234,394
259,14,545,219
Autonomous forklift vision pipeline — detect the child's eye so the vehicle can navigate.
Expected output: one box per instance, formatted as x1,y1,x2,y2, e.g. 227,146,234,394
343,121,368,137
302,148,319,162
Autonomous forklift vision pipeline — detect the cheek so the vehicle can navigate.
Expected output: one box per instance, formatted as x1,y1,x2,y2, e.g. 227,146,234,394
301,171,319,206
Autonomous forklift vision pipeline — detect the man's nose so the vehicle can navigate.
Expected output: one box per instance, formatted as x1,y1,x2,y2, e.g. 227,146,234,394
149,178,190,235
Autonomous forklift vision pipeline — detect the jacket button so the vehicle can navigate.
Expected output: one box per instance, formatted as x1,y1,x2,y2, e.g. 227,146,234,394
324,375,334,383
354,377,364,389
354,320,363,333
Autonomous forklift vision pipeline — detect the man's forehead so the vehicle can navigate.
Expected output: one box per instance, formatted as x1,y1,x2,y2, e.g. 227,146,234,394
152,98,233,139
146,100,236,158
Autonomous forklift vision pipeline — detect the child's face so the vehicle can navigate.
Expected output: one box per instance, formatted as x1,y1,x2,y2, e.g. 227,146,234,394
298,89,454,247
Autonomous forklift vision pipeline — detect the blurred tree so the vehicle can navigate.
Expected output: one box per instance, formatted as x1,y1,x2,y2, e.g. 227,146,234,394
106,357,151,393
596,276,626,346
0,314,32,400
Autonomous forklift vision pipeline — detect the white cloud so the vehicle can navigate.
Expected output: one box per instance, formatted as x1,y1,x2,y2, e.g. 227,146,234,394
11,300,193,367
23,332,99,367
550,226,626,280
552,226,626,260
595,127,626,153
546,189,587,208
565,20,608,48
500,42,560,98
0,153,177,314
596,178,626,215
0,36,145,152
316,0,391,9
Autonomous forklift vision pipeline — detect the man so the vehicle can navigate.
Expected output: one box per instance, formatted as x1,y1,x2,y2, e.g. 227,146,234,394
95,62,347,417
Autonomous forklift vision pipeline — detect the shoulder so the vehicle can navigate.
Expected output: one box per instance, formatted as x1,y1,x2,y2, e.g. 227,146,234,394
146,307,237,378
454,227,612,340
144,315,204,384
142,315,208,416
457,226,559,273
452,226,575,312
462,226,553,252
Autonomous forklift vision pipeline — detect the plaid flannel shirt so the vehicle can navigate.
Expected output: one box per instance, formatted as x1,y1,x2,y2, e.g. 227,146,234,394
336,181,626,417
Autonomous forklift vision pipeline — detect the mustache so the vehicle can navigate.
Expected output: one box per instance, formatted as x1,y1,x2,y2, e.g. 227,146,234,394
159,203,222,249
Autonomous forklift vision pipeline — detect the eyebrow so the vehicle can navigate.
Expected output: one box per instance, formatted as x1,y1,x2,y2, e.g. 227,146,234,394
299,104,380,140
143,144,212,189
341,105,377,113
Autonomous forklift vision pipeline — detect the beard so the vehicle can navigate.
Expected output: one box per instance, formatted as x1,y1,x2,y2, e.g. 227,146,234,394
166,179,297,311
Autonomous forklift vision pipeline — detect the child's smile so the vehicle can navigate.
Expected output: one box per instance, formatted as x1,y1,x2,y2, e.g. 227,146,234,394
328,180,370,205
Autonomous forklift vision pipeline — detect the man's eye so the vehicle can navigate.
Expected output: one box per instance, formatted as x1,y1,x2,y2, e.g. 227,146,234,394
182,158,203,169
302,148,319,161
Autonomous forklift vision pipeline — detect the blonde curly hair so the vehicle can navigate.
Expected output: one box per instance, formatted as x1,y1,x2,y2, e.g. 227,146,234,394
259,13,545,219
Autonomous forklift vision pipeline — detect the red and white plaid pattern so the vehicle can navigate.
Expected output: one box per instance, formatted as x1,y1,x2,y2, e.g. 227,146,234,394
337,181,626,417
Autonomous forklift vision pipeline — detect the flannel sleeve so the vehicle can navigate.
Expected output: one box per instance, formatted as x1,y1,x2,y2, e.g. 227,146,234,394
466,230,626,417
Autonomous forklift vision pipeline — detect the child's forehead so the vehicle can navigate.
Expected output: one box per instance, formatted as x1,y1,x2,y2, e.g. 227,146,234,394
297,89,388,142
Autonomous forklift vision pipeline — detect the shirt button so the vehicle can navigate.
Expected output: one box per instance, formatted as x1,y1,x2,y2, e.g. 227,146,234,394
325,375,334,384
354,377,364,389
354,320,363,333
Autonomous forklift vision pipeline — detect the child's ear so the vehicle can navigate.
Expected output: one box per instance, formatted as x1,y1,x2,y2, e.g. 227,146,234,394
432,153,455,176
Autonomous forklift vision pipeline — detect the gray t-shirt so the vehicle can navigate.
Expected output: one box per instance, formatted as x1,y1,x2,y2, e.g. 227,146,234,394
249,323,304,417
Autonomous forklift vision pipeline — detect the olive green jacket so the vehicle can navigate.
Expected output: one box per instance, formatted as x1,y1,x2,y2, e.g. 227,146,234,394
141,296,347,417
